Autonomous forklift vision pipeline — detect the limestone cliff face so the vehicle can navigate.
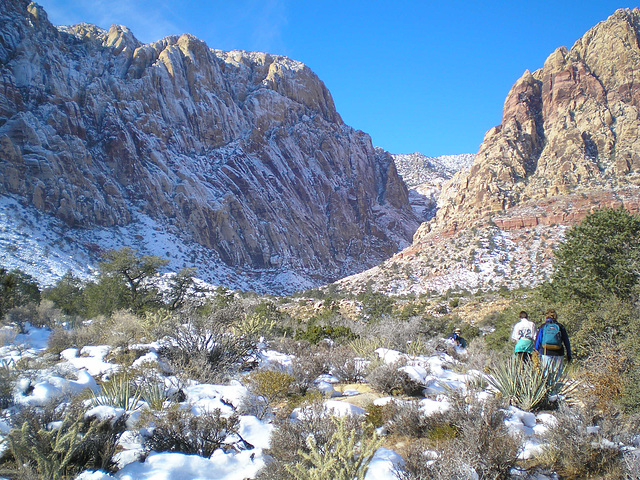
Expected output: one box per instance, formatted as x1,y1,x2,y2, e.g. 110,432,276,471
0,0,418,287
429,8,640,236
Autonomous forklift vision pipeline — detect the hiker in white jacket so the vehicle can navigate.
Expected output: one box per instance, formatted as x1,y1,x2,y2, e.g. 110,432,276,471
511,311,537,363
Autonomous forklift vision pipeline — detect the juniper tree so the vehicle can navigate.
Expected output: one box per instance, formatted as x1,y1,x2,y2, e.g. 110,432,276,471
551,207,640,303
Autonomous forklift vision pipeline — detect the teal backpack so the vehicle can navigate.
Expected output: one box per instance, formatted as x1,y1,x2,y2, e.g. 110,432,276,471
541,322,562,350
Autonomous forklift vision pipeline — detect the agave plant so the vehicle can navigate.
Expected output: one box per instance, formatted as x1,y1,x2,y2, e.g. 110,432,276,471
486,357,578,411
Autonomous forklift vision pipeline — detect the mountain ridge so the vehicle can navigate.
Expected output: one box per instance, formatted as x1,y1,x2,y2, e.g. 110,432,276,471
337,8,640,296
0,0,419,293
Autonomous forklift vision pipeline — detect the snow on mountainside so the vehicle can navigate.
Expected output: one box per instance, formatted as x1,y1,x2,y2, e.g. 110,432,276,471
391,152,475,221
0,0,419,294
0,195,319,292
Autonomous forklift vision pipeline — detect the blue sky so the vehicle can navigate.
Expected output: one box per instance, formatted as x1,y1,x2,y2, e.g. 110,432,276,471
36,0,637,156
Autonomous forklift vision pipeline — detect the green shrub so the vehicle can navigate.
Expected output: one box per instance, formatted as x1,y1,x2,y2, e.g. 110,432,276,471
0,358,17,409
242,369,295,418
294,324,356,344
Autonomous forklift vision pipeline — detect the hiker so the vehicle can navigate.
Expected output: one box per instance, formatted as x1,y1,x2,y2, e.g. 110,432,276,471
448,328,467,348
511,310,537,363
534,308,572,372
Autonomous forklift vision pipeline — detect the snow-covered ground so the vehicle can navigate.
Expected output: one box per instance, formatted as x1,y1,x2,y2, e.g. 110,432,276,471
0,325,585,480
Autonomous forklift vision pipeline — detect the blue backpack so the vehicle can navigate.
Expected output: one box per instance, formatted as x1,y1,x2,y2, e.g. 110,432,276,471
541,322,562,349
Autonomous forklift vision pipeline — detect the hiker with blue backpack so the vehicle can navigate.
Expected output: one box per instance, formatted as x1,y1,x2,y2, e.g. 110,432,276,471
534,308,572,372
511,311,537,363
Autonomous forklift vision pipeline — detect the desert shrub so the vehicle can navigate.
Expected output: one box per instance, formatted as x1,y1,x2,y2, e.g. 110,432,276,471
539,404,621,479
4,303,38,333
241,369,295,418
329,345,368,383
464,335,501,373
622,450,640,479
139,405,239,457
383,400,432,439
46,316,114,353
257,402,368,480
578,333,626,410
364,317,426,352
366,361,424,397
284,415,382,480
398,393,518,480
0,325,18,347
288,343,332,395
486,356,579,411
6,401,126,479
99,310,147,348
397,439,478,480
162,315,255,383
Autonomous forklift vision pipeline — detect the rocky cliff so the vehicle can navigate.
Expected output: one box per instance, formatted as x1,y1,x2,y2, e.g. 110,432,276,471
0,0,419,291
337,8,640,296
428,7,640,236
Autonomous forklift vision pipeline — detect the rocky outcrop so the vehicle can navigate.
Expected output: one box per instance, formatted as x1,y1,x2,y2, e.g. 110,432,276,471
431,8,640,235
0,0,419,289
336,8,640,297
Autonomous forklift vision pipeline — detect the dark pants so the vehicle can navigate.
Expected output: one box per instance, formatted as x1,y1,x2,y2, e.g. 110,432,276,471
515,351,531,364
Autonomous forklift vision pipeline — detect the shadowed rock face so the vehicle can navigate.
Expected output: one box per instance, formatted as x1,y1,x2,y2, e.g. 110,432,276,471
430,7,640,235
0,0,419,284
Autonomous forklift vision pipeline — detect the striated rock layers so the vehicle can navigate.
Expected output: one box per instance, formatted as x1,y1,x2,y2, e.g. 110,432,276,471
0,0,419,288
336,8,640,297
423,7,640,240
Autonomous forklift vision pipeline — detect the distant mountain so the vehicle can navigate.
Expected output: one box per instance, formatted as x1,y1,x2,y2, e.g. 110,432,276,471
338,8,640,296
391,152,474,221
0,0,419,293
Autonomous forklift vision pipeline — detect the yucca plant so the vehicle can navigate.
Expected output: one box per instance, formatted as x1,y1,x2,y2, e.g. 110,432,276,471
486,357,578,411
347,337,384,359
140,380,171,410
92,373,142,411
